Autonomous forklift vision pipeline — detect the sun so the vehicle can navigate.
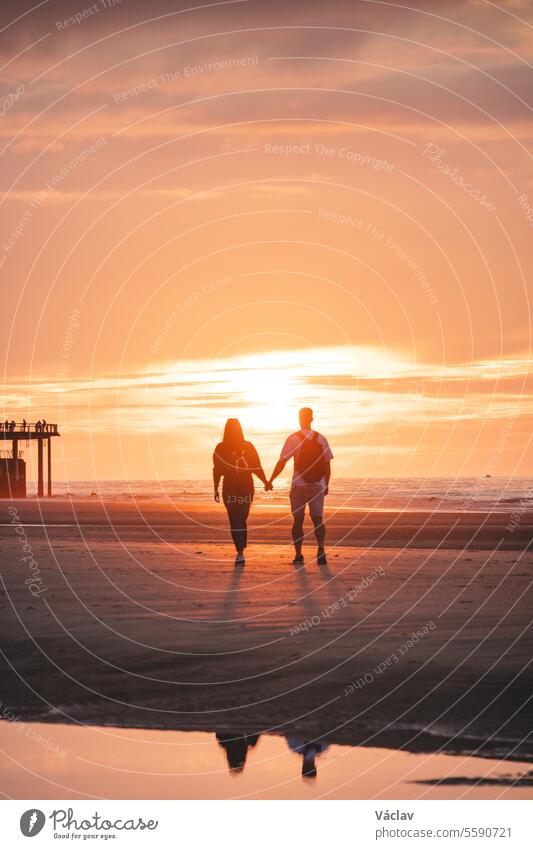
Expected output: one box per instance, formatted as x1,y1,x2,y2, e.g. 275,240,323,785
228,365,299,431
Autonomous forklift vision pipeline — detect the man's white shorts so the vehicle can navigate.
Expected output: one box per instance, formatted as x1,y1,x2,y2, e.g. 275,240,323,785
290,483,325,517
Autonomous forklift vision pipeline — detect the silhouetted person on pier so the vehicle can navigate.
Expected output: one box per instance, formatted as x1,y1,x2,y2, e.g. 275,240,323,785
213,419,271,566
42,419,47,432
269,408,333,566
9,420,15,432
216,732,260,773
21,419,26,431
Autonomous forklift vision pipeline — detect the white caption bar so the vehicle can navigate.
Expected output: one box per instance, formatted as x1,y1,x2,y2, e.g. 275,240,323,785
1,799,530,848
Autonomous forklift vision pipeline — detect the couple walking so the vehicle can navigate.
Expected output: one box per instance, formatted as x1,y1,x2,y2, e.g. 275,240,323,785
213,407,333,567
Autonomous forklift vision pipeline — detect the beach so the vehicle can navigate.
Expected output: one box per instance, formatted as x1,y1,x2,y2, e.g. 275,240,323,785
1,497,531,771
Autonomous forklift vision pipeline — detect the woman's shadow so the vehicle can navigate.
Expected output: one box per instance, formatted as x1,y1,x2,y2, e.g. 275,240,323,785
216,560,245,622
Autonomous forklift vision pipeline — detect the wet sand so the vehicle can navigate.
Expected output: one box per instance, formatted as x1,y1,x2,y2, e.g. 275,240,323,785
1,499,532,764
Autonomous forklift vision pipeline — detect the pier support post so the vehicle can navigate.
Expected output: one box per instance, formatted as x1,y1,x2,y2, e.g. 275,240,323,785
12,440,19,481
47,437,52,497
37,439,44,498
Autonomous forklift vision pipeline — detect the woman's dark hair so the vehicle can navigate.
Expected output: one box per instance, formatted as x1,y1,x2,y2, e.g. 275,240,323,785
222,418,245,447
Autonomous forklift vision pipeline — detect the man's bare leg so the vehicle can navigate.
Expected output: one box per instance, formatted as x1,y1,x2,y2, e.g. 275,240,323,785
311,514,327,564
292,512,305,563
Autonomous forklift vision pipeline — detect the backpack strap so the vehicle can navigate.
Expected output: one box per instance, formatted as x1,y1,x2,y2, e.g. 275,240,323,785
232,448,249,469
296,430,319,442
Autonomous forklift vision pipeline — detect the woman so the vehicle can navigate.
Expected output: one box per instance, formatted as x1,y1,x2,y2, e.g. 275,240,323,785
213,419,271,566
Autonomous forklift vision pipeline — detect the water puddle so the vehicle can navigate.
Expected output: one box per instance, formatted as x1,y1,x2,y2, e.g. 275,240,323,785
0,721,531,799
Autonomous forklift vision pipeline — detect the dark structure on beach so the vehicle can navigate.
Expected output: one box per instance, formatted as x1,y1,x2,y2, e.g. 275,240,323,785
0,421,60,498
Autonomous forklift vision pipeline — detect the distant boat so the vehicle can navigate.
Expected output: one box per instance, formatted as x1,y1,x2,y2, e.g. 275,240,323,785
484,474,492,478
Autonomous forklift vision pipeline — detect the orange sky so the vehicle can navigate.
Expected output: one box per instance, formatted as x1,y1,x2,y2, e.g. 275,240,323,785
1,0,532,479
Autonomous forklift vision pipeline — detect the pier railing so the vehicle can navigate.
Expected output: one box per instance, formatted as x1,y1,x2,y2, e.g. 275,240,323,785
0,422,59,435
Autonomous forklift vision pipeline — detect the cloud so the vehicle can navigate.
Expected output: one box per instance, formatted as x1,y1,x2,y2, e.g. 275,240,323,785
3,0,523,76
3,345,531,434
1,0,531,163
0,186,224,201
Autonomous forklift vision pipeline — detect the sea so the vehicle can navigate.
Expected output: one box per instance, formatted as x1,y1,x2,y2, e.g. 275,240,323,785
25,477,533,513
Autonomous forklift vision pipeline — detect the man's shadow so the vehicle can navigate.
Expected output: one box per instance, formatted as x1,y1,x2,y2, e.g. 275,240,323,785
317,559,332,579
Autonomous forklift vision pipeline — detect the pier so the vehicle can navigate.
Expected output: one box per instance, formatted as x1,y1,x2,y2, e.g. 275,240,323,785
0,421,61,498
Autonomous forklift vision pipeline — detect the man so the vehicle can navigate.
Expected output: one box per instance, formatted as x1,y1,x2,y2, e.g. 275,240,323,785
269,407,333,566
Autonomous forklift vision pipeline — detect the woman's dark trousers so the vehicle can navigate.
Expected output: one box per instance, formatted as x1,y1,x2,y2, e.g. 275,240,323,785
224,496,251,552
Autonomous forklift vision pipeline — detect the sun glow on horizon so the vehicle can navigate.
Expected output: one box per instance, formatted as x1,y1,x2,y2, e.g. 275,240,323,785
2,344,532,478
158,345,415,433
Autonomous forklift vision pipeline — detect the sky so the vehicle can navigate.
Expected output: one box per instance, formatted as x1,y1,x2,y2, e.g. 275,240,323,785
0,0,532,481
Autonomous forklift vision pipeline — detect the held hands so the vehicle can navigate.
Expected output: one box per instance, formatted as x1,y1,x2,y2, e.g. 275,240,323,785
214,490,220,503
264,480,274,492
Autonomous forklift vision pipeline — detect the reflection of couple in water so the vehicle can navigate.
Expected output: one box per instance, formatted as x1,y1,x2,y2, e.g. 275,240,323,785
216,732,329,780
213,407,333,567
